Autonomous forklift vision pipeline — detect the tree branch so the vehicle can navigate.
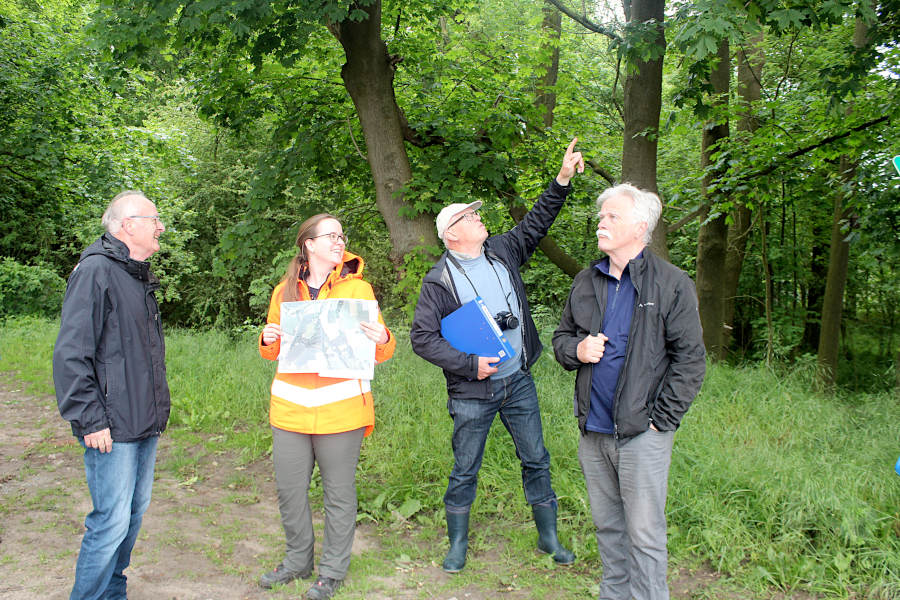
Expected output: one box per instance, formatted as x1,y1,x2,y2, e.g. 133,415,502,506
667,116,890,233
0,164,41,183
743,115,889,182
397,106,446,148
586,159,616,185
509,202,582,277
667,203,707,234
544,0,622,42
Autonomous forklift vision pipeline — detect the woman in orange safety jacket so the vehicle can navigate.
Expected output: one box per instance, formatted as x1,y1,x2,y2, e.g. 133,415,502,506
257,213,395,600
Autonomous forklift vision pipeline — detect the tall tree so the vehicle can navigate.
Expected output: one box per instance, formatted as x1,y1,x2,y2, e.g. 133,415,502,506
722,34,764,352
547,0,668,255
93,0,439,264
818,158,857,384
326,1,437,262
620,0,667,257
536,4,562,130
694,39,730,359
818,18,869,385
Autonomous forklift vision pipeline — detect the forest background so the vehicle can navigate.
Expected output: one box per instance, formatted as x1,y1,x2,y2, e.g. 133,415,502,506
0,0,899,598
1,0,899,388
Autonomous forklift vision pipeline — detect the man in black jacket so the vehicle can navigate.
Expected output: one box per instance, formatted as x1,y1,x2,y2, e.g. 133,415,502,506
411,139,583,573
552,184,705,600
53,190,170,600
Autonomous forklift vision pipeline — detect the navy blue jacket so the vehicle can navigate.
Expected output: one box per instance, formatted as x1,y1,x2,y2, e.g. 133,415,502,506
410,179,570,399
53,234,170,441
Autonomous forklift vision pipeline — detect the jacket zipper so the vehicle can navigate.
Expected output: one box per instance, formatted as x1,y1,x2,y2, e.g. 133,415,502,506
147,286,161,435
612,266,642,441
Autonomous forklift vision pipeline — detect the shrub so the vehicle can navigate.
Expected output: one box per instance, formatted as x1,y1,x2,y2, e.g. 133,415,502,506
0,257,66,318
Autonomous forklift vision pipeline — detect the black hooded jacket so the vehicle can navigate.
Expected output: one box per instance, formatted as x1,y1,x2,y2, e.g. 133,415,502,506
410,179,570,399
53,233,170,441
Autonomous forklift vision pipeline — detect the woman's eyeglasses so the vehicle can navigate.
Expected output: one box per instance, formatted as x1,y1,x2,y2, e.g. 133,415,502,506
312,232,348,244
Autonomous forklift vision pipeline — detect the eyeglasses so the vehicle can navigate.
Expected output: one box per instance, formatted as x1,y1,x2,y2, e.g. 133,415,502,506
312,232,348,244
447,210,480,230
128,215,164,226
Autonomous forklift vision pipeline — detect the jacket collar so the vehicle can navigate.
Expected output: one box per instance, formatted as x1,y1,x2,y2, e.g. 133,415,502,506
81,233,155,283
299,250,365,299
591,247,652,294
593,247,651,274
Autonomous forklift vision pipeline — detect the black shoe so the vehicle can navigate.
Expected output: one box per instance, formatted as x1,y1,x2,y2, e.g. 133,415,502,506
306,576,342,600
258,562,312,589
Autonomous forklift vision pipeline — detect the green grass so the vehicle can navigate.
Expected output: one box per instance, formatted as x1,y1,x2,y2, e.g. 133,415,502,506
0,315,58,396
2,316,898,598
670,361,900,597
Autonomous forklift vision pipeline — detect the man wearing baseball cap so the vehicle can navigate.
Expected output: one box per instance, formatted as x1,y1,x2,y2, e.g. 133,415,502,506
411,138,584,573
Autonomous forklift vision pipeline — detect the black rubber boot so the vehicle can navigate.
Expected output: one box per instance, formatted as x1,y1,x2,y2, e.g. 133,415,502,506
532,501,575,565
442,509,470,573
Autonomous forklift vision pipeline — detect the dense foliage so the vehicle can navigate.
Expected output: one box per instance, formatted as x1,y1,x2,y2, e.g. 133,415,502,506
0,258,65,318
1,0,897,390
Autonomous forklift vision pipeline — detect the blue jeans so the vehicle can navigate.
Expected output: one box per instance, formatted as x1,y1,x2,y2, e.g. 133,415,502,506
578,429,674,600
71,435,159,600
444,371,555,509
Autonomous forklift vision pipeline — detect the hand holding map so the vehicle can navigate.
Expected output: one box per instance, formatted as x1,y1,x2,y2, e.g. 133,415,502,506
278,299,378,379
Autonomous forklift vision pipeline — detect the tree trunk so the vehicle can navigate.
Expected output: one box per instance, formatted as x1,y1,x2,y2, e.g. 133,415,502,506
695,40,730,360
801,219,828,352
328,1,439,263
722,34,764,352
620,0,667,258
722,204,751,347
817,19,867,387
536,5,561,129
817,157,855,386
760,207,775,366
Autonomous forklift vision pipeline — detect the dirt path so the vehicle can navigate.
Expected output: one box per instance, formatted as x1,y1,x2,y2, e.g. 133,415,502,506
0,378,424,599
0,376,548,600
1,378,274,600
1,374,770,599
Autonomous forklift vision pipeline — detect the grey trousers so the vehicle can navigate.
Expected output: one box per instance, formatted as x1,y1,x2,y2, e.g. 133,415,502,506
578,429,675,600
271,426,365,580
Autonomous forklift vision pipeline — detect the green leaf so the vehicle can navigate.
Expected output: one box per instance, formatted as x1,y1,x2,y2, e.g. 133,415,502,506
396,497,422,520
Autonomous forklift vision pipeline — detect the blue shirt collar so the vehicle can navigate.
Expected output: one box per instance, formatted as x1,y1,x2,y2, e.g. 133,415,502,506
595,250,644,279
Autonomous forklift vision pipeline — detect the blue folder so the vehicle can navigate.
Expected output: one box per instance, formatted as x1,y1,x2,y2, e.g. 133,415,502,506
440,296,516,365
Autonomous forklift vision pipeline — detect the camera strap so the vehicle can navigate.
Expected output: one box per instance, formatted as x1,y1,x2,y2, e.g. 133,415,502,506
446,252,515,316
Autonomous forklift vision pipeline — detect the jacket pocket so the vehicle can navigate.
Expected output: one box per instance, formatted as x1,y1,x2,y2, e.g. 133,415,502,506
103,359,128,436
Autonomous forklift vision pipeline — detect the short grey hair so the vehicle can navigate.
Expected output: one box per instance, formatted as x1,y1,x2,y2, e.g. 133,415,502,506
102,191,148,234
596,183,662,245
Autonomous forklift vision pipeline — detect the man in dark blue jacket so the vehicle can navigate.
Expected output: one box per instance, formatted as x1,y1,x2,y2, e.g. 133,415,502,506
411,139,583,573
53,190,170,600
553,184,706,600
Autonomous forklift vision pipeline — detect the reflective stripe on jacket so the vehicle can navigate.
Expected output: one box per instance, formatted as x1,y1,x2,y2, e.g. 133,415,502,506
258,251,395,436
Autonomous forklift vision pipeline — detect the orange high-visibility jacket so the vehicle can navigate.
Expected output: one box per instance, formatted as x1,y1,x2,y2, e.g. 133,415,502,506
258,251,395,436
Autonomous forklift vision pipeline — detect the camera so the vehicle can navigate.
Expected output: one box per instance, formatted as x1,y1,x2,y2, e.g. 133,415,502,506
494,311,519,331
